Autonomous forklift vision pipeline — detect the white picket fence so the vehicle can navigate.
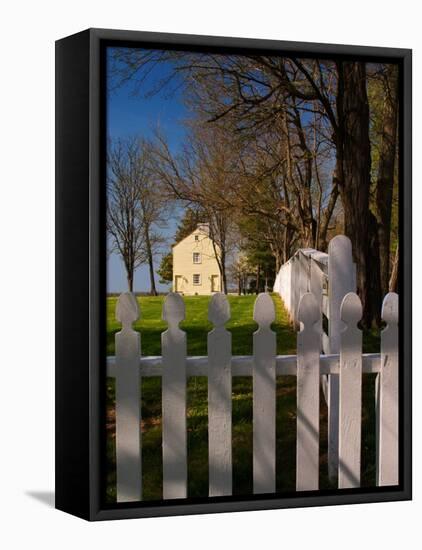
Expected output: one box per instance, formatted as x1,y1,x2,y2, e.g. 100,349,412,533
274,235,358,479
273,235,356,353
107,287,399,502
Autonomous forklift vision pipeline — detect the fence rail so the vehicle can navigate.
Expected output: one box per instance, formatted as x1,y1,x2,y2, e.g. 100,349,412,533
107,287,399,502
107,353,382,377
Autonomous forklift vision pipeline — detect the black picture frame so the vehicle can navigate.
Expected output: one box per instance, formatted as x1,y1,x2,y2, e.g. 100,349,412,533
55,28,412,521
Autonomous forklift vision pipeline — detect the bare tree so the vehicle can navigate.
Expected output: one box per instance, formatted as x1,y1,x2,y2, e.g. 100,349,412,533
150,125,238,293
389,241,399,293
109,49,398,325
107,139,146,291
107,138,167,293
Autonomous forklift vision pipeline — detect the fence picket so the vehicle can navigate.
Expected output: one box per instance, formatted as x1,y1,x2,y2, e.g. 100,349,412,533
208,293,232,496
115,292,142,502
162,292,187,499
338,292,362,489
310,258,324,351
110,236,399,501
327,235,356,481
253,293,276,494
377,293,399,486
296,293,320,491
292,257,300,325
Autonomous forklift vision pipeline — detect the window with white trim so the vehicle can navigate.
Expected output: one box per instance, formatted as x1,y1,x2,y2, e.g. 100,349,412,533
193,252,201,264
194,235,199,241
193,274,201,285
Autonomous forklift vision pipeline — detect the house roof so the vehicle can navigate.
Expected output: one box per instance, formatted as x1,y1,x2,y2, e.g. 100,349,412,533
172,223,210,249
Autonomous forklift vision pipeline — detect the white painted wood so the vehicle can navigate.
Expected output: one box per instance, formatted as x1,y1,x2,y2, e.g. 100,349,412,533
310,259,324,350
162,292,187,499
322,294,329,319
338,292,362,489
109,277,398,501
328,236,356,353
377,292,399,486
322,333,330,358
295,254,307,325
114,292,142,502
275,258,292,314
107,353,381,378
296,293,320,491
327,235,356,481
253,293,276,494
208,293,232,496
297,252,310,323
326,375,340,480
274,248,329,325
291,256,300,325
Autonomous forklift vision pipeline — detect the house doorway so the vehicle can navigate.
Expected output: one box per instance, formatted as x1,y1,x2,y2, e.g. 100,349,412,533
175,275,184,293
211,274,219,293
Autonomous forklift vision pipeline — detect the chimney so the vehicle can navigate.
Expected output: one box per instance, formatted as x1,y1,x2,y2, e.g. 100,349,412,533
197,223,210,235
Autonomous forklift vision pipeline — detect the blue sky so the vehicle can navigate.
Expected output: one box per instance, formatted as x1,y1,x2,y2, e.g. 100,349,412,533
106,48,187,293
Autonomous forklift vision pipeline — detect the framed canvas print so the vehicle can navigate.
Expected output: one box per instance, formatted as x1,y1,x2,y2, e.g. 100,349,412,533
55,28,412,521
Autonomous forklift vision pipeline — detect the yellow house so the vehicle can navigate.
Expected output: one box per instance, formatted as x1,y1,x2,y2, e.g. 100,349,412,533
172,224,221,295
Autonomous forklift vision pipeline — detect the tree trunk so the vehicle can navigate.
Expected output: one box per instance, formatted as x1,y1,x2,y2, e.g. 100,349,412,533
389,242,399,293
292,104,317,248
256,264,260,294
337,61,381,327
283,225,293,264
376,65,399,296
221,270,227,294
209,228,228,294
144,228,158,296
127,273,134,292
124,254,135,292
318,182,339,251
220,248,228,294
366,212,382,325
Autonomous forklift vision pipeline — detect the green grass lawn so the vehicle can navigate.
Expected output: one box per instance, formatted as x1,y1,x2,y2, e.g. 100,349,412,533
105,293,380,502
106,293,297,356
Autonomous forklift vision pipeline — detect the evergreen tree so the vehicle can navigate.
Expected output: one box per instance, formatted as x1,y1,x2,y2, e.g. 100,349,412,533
157,252,173,284
174,207,207,243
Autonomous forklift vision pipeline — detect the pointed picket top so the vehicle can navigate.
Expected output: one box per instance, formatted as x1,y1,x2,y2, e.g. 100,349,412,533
116,292,140,330
162,292,185,327
162,291,187,499
114,291,142,502
208,292,232,496
209,292,230,327
253,291,276,494
253,293,275,329
338,291,362,488
340,292,362,326
381,292,398,326
326,235,356,481
296,291,321,491
328,234,356,348
297,292,320,333
328,234,353,260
